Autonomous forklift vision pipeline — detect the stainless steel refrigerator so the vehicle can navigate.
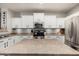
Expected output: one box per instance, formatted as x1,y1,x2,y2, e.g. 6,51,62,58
65,16,79,50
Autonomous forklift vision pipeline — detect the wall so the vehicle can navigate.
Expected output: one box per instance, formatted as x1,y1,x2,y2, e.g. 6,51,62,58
67,5,79,16
45,12,66,18
21,11,66,18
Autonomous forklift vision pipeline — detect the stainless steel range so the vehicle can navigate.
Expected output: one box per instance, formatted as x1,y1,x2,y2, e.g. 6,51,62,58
31,22,46,39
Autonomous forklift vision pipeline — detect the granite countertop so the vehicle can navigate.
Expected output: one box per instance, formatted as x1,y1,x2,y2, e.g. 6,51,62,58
0,32,65,41
11,33,65,36
0,39,78,55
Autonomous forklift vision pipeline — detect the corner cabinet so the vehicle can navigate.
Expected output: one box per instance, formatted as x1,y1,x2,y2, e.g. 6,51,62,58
0,36,25,48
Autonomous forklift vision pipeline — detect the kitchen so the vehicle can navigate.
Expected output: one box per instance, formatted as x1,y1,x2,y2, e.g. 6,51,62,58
0,3,79,56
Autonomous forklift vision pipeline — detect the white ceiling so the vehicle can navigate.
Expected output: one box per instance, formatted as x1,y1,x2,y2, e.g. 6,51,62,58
0,3,78,13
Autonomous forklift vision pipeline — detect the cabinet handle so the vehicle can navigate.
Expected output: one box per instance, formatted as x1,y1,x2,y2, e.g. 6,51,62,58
7,42,8,47
4,43,6,48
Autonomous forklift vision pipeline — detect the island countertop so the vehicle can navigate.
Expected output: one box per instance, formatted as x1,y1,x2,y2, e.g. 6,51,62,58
0,39,78,56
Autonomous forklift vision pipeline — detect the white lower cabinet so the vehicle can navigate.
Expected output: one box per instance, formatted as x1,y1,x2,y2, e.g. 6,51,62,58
56,36,65,42
0,36,25,48
22,36,33,39
27,36,33,39
19,36,24,41
8,37,14,47
22,36,28,39
13,36,18,44
0,39,8,48
0,38,13,48
12,36,22,44
0,41,4,48
3,38,8,48
45,36,57,39
4,41,8,48
45,35,65,43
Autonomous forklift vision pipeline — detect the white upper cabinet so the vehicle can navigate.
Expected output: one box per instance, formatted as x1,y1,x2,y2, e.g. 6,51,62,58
44,15,56,28
22,15,33,28
12,15,33,28
12,18,22,28
56,18,65,28
12,12,65,29
33,13,44,23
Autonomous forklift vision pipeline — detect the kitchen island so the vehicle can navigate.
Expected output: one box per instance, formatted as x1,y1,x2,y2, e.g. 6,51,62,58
0,38,79,56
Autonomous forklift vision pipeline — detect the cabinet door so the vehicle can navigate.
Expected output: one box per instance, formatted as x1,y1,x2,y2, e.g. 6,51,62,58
8,37,14,46
4,41,8,48
44,15,56,28
12,36,17,44
2,38,8,48
0,44,4,48
56,18,65,28
0,42,4,48
22,15,33,28
12,18,22,28
12,36,22,44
